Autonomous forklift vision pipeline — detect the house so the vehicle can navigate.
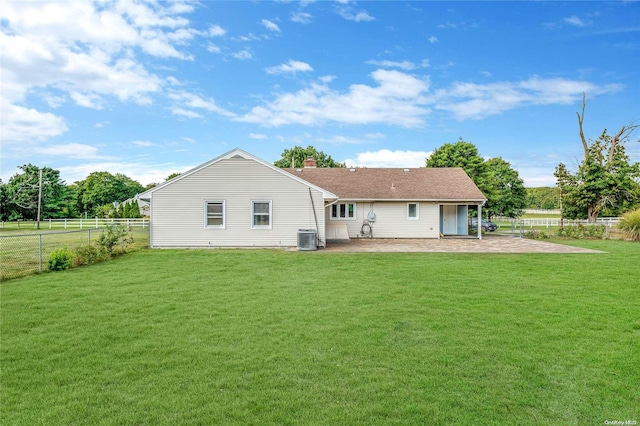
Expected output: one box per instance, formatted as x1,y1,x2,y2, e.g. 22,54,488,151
139,148,487,249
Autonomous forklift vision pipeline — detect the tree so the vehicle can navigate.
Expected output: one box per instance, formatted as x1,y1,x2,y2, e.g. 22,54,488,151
74,172,144,217
484,157,527,219
425,139,488,188
426,140,526,219
0,179,8,221
525,187,560,210
3,164,66,223
556,94,640,223
274,146,345,168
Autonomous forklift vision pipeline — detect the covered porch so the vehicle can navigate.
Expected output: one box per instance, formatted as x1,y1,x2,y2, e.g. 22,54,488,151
439,203,485,239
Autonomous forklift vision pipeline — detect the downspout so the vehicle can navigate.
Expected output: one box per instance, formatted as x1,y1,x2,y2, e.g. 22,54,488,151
308,188,324,248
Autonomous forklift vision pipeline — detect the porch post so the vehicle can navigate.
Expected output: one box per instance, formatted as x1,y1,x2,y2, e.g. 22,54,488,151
477,204,482,240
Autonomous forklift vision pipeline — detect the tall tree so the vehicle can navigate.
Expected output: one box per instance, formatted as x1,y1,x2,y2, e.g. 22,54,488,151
274,146,345,168
425,139,488,188
556,94,640,222
74,172,144,217
556,132,640,222
426,140,526,219
484,157,527,219
3,164,66,223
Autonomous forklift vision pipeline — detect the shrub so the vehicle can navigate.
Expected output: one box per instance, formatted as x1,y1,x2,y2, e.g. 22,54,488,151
524,230,551,240
97,224,132,255
47,248,74,271
557,224,605,239
618,209,640,241
72,244,108,267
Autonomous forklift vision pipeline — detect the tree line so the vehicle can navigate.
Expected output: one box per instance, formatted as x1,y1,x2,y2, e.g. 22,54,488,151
0,168,148,222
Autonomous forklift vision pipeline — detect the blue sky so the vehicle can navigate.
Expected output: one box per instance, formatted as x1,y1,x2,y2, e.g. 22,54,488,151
1,0,639,187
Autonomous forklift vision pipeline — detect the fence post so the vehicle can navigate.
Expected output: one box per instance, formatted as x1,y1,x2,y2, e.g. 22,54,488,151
39,234,43,273
95,217,99,229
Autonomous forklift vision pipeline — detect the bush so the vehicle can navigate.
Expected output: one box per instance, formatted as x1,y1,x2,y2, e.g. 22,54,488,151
618,209,640,241
72,244,108,267
524,230,551,240
97,224,133,255
557,224,605,239
47,248,74,271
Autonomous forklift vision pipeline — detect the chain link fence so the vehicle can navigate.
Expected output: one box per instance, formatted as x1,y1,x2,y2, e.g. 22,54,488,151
0,227,149,281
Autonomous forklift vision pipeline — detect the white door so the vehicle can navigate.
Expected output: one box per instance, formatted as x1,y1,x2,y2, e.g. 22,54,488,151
442,205,457,235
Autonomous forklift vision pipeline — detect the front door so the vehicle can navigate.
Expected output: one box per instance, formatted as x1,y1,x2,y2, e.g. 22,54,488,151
442,205,457,235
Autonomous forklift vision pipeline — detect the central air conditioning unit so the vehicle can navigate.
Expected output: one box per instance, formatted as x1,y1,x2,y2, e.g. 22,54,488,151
297,229,318,251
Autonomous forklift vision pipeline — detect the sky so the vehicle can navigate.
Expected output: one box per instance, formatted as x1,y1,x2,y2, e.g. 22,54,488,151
1,0,639,188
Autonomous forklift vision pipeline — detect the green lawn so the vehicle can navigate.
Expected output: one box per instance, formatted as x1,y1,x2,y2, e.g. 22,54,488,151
2,241,639,425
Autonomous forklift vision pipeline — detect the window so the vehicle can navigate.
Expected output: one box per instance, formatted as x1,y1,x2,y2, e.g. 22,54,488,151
407,203,419,220
205,201,225,228
251,200,272,229
331,203,356,220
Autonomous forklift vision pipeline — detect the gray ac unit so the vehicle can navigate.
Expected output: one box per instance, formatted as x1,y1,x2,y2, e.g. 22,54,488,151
297,229,318,251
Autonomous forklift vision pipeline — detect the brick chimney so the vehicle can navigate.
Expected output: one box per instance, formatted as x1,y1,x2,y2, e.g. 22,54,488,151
303,157,317,168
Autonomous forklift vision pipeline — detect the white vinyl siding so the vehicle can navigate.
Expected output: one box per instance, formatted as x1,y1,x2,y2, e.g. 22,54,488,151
149,157,325,247
326,202,439,239
205,201,225,228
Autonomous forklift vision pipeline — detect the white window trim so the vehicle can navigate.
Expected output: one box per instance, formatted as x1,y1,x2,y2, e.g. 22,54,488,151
251,200,272,229
407,202,419,220
204,200,225,229
330,202,357,221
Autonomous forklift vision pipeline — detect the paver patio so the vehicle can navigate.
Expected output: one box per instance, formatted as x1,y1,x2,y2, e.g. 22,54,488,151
321,235,604,253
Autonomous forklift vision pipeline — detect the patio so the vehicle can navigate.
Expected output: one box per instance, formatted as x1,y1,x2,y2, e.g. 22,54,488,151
320,234,604,253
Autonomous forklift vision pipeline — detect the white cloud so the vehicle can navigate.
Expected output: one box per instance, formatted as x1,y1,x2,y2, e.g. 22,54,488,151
261,19,281,32
428,36,439,44
208,24,227,37
170,107,204,119
266,60,314,75
207,43,222,54
0,0,197,142
434,77,623,120
344,149,432,168
563,16,588,27
232,49,253,60
168,91,235,117
70,92,104,110
0,102,68,143
35,143,111,160
249,133,267,140
291,12,312,24
133,140,155,147
337,6,375,22
366,60,418,70
238,69,431,127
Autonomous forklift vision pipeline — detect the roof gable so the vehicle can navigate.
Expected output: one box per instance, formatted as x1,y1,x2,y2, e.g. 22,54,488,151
284,167,486,201
139,148,337,200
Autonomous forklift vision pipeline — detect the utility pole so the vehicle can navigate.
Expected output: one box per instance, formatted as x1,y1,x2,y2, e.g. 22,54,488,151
36,168,42,229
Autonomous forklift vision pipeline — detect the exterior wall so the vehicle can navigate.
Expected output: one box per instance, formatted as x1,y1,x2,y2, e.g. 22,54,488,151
149,157,325,247
326,201,439,239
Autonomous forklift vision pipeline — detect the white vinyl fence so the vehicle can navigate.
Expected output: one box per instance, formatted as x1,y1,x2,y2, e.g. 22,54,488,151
1,218,148,231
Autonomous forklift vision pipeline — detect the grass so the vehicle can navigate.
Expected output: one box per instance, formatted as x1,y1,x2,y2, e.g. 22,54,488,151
2,241,639,424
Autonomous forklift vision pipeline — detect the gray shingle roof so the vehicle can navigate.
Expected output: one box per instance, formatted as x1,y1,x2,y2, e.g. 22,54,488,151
284,167,486,201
